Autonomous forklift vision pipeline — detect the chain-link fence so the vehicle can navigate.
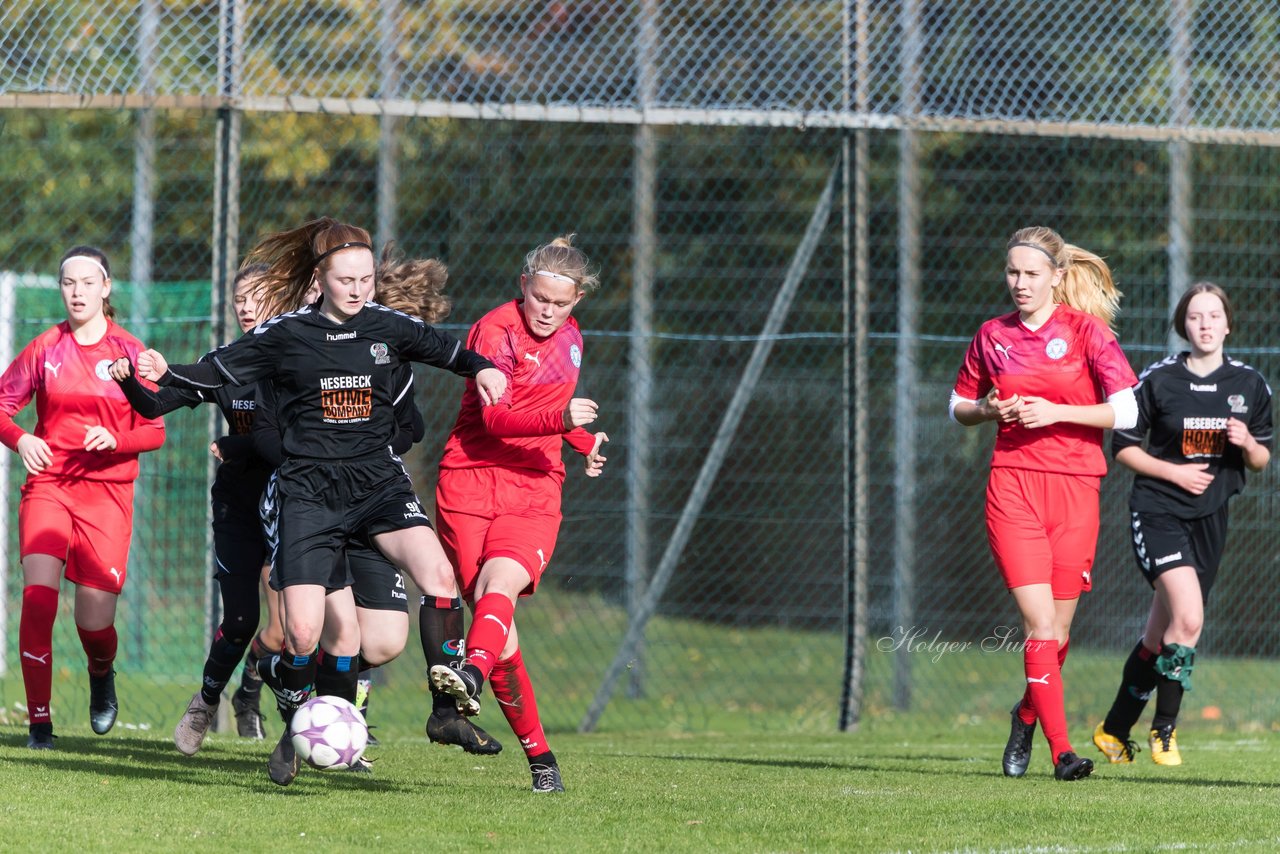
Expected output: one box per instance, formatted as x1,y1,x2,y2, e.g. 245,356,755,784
2,2,1279,743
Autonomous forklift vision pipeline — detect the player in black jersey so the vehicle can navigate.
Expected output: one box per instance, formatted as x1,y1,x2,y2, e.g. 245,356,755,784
134,218,505,785
1093,283,1272,767
252,251,501,757
109,266,281,754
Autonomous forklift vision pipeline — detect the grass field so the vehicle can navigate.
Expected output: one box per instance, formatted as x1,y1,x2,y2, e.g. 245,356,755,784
3,719,1280,852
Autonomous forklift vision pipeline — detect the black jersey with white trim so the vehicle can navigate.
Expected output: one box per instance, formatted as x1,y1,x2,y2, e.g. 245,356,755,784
1112,353,1273,518
160,302,492,460
116,357,271,509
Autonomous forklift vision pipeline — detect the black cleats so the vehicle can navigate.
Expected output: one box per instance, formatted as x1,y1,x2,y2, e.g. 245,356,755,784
27,722,55,750
89,670,118,735
1054,751,1094,781
426,710,503,755
268,731,300,787
231,686,266,740
530,761,565,793
1002,702,1036,777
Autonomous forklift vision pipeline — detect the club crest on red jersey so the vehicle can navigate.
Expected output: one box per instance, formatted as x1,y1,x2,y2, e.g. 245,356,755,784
570,343,582,368
1044,338,1068,360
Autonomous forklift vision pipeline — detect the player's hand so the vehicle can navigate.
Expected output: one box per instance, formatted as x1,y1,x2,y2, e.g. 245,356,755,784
474,367,507,406
562,398,599,430
584,432,608,477
108,357,132,381
1014,395,1059,429
15,434,52,474
135,349,169,382
1170,462,1214,495
1225,417,1257,450
84,425,118,452
209,440,224,462
982,387,1022,423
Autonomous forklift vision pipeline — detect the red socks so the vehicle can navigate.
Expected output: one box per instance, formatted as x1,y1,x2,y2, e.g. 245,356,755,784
19,585,58,725
489,648,550,758
77,624,118,677
465,593,515,681
1019,637,1069,723
1024,638,1071,758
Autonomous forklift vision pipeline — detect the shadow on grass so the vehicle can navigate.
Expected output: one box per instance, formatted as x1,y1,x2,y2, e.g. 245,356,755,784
635,751,1280,789
0,733,421,793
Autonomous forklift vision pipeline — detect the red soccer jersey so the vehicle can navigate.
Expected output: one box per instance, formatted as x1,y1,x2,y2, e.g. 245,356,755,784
0,321,165,482
953,304,1137,477
439,300,596,479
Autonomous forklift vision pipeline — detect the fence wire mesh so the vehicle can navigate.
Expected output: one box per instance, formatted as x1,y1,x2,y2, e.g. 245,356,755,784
2,2,1280,744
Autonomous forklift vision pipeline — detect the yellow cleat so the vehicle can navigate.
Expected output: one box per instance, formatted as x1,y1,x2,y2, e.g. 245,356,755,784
1148,725,1182,766
1092,722,1137,763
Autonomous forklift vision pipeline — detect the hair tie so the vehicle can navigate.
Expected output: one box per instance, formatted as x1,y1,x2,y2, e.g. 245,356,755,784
533,269,577,284
60,255,110,281
1008,242,1061,267
314,241,373,267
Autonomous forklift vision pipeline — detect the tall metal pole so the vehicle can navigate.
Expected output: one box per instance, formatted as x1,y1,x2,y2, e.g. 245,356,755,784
377,0,401,248
126,0,159,668
625,0,658,700
840,0,871,732
1167,0,1192,354
893,0,923,711
209,0,243,730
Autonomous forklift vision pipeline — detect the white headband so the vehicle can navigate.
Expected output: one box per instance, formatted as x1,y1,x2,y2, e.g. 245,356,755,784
533,269,576,284
60,255,110,281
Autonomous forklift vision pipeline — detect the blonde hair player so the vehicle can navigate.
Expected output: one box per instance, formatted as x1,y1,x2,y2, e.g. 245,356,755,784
950,226,1139,781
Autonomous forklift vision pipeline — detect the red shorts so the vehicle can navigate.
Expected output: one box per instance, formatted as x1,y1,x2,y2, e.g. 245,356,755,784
985,467,1099,599
435,466,562,599
19,477,135,594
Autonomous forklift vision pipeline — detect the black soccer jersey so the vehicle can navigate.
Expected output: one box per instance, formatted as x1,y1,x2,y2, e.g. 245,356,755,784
1113,353,1273,518
116,358,272,510
160,302,491,459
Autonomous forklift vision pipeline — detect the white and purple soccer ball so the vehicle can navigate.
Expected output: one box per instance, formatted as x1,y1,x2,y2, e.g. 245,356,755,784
289,695,369,771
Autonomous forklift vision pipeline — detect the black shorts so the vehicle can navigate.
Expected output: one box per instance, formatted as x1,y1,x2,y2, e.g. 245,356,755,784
1129,506,1229,601
348,540,409,613
212,499,269,580
265,450,430,590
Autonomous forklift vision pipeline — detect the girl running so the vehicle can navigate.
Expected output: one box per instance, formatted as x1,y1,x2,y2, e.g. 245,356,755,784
0,246,166,748
429,234,608,793
1093,282,1271,766
950,226,1138,781
133,218,505,785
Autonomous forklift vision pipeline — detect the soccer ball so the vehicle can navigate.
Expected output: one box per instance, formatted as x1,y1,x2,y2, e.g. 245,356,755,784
289,695,369,771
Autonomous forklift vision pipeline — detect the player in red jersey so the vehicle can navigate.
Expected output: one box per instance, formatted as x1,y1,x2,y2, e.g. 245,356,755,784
1093,283,1271,767
0,246,166,749
429,234,608,793
950,227,1139,781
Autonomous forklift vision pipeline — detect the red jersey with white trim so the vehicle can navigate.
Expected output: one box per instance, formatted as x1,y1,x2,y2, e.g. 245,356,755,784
953,304,1137,477
439,300,596,479
0,321,165,482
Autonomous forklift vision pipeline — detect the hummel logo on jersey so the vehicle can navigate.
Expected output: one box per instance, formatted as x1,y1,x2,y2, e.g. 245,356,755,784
482,614,510,636
1189,382,1217,392
1026,673,1051,685
22,651,50,664
993,342,1013,360
43,361,61,377
326,331,357,341
524,351,541,367
1154,552,1184,567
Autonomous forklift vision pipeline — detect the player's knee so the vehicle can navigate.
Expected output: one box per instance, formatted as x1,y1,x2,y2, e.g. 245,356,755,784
285,625,322,655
